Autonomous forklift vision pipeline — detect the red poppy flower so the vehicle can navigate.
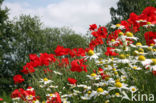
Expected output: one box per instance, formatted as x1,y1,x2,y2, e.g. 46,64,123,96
54,45,70,56
13,74,24,84
144,31,156,46
105,47,119,56
68,78,77,84
0,98,3,101
47,92,61,103
70,59,87,72
11,88,25,98
21,62,35,74
29,54,38,61
89,24,97,31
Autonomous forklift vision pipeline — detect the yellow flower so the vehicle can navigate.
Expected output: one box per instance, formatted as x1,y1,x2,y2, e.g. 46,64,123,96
133,66,137,70
115,78,120,82
115,82,122,88
44,78,48,81
90,73,96,77
88,91,91,94
132,88,136,92
114,71,118,75
116,24,121,27
150,43,155,46
138,55,146,61
88,50,94,56
115,93,120,96
119,54,126,59
151,59,156,65
126,32,133,37
111,39,115,42
97,88,104,93
49,94,53,97
147,22,151,25
118,32,124,36
113,68,116,71
138,48,144,52
136,42,142,46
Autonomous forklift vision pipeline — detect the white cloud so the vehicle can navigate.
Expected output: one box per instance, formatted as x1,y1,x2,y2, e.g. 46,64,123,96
3,0,118,34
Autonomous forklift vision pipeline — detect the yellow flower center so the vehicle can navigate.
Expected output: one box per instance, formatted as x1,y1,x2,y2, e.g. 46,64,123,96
111,57,114,60
138,48,144,52
118,32,124,36
88,50,94,56
27,95,33,100
113,68,116,71
114,71,118,75
119,54,126,59
115,82,122,88
111,39,115,42
116,24,121,27
88,91,91,94
151,59,156,65
44,78,48,81
90,73,97,77
133,66,137,70
115,93,120,96
115,78,120,82
136,42,142,46
132,88,136,91
99,61,103,64
126,32,133,37
49,94,53,97
150,43,155,46
122,76,126,79
138,55,146,61
97,88,104,93
147,22,151,25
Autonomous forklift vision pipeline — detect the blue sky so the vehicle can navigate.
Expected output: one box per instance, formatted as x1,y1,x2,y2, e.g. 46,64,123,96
3,0,118,34
5,0,63,8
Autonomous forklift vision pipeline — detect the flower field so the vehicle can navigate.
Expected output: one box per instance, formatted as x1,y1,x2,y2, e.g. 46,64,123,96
1,6,156,103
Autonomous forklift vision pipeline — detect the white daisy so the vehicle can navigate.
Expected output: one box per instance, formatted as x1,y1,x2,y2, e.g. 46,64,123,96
85,49,100,60
143,22,155,28
86,73,101,80
129,86,138,93
108,81,129,92
39,78,53,85
111,24,125,30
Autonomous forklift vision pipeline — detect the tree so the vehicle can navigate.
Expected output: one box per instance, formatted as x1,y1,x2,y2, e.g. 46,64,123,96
0,0,17,92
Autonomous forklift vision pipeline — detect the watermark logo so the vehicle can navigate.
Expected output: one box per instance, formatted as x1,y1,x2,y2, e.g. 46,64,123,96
122,91,154,102
131,92,154,101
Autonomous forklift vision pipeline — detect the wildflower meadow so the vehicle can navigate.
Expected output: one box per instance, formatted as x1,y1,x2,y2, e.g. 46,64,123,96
1,5,156,103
